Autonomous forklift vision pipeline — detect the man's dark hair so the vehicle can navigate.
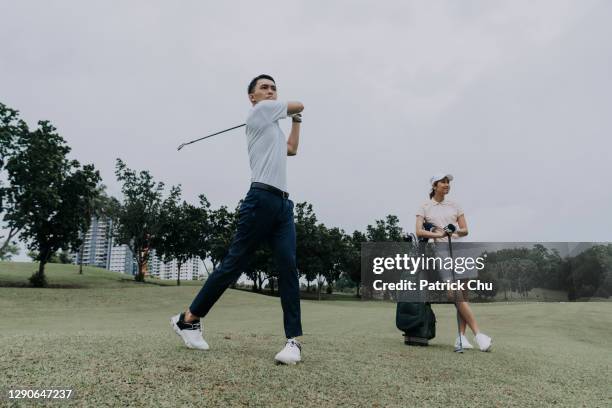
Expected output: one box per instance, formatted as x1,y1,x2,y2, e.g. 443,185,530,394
248,74,275,94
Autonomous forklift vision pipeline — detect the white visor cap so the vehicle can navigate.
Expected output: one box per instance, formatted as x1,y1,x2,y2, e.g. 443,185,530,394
430,173,454,186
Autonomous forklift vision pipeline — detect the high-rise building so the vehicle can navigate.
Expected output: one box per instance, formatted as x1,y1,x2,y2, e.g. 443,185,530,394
159,257,204,281
70,216,205,279
72,216,113,269
109,244,135,275
147,249,161,278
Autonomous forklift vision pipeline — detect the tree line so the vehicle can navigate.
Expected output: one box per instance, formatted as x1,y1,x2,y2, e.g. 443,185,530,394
0,103,402,293
473,244,612,301
3,103,610,300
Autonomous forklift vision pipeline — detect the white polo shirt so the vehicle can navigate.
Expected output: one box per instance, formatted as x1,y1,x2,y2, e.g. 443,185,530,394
417,199,464,242
245,100,289,192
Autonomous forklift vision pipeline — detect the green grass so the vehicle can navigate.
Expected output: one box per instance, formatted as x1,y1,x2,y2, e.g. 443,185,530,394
1,263,611,407
0,261,203,288
493,287,569,302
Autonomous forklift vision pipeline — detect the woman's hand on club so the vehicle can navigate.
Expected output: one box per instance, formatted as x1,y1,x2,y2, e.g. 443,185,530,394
433,228,447,238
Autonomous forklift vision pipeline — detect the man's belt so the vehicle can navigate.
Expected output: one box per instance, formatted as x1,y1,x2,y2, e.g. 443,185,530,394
251,182,289,199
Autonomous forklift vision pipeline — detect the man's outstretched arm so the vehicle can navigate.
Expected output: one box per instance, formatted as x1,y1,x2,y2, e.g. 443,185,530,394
287,102,303,156
287,101,304,115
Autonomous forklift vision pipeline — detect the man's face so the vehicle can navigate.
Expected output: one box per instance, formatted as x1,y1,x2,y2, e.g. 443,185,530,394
249,78,277,105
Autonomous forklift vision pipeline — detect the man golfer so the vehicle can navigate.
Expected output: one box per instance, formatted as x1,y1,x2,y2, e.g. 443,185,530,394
171,74,304,365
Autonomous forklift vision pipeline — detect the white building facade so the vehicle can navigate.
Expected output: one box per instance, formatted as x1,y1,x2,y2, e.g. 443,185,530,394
159,257,204,281
108,244,135,275
71,216,205,279
72,216,113,269
147,249,161,278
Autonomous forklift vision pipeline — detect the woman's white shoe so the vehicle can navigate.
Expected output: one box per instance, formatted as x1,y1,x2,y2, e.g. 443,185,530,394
474,333,492,352
455,334,474,349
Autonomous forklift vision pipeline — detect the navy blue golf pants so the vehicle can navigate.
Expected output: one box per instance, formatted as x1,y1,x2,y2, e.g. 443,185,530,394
189,186,303,338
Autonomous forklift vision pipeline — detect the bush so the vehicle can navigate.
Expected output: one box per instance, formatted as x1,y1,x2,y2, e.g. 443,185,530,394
28,272,47,288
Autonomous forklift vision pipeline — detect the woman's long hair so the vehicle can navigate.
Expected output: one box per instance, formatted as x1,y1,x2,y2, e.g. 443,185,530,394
429,182,438,199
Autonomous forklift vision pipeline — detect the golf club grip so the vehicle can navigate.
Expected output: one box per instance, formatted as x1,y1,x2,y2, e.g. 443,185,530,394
198,123,246,140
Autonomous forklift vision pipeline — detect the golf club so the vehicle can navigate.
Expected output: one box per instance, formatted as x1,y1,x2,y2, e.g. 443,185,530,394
177,123,246,151
445,224,464,353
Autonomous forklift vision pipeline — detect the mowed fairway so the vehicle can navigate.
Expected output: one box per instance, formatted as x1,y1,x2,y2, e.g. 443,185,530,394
1,263,611,407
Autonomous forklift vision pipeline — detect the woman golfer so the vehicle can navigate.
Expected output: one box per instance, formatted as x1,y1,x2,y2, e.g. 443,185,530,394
415,174,492,351
171,74,304,364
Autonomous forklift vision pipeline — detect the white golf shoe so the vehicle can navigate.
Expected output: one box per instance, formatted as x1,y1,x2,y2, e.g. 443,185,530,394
274,338,301,365
454,334,474,350
170,313,210,350
474,332,492,352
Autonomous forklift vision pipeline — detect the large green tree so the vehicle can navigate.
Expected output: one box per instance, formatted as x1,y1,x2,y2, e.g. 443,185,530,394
294,202,321,292
244,245,274,293
318,225,347,296
154,189,211,285
4,120,100,286
0,243,19,261
345,230,366,297
294,202,354,299
114,159,176,282
155,188,184,285
208,204,238,270
0,103,28,257
566,244,612,300
366,214,404,241
191,195,214,278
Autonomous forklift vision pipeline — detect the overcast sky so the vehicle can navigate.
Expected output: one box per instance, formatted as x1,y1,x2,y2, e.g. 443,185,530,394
1,1,611,261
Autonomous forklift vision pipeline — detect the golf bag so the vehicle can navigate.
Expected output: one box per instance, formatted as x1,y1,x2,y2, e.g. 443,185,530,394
396,222,437,346
403,222,437,243
396,302,436,346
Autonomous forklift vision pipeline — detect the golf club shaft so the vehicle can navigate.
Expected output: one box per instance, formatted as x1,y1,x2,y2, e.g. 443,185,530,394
448,234,464,352
177,123,246,151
